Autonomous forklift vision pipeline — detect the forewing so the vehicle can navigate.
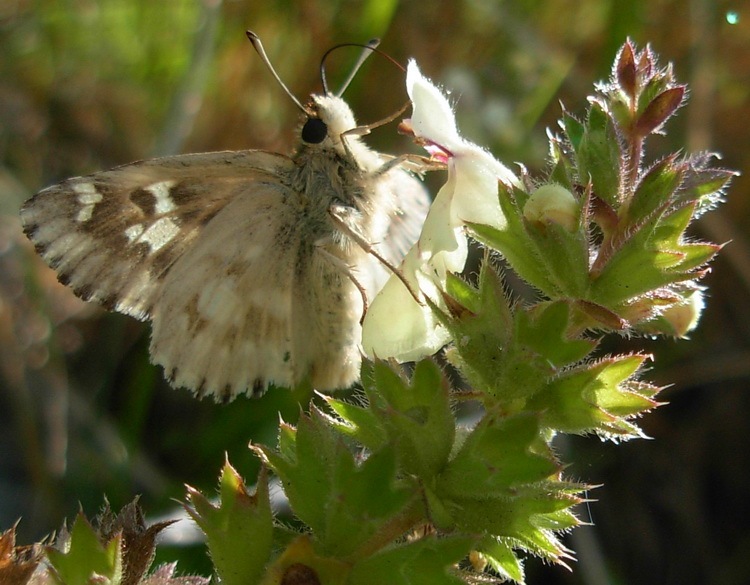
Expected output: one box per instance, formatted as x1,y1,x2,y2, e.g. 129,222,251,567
148,180,302,400
20,150,293,320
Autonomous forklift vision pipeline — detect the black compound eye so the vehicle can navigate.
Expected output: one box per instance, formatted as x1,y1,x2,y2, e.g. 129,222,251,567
301,117,328,144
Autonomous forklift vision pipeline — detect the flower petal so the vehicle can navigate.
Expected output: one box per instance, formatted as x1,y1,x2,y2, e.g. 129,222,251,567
361,246,451,362
406,60,462,150
362,61,518,362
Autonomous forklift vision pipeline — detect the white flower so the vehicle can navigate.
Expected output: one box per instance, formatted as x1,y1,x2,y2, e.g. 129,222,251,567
361,60,517,361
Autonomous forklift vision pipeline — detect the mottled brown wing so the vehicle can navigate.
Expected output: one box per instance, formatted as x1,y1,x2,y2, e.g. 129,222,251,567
20,150,294,321
146,177,310,400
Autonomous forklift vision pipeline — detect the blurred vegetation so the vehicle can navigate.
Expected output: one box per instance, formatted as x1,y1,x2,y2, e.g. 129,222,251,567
1,1,748,584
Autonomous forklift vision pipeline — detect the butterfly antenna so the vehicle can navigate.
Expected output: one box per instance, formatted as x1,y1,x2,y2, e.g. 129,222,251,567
246,30,307,114
320,38,381,97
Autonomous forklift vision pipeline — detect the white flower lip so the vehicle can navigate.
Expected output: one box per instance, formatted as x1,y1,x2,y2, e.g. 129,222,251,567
361,60,518,362
406,60,461,150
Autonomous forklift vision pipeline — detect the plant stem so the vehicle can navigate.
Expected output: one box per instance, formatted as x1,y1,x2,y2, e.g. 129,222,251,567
344,497,425,562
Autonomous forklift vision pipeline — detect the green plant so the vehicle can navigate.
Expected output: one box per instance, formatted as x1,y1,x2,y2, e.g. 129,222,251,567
1,40,733,585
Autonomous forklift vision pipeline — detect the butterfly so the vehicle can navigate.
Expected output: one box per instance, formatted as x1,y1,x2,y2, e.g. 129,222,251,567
20,32,430,402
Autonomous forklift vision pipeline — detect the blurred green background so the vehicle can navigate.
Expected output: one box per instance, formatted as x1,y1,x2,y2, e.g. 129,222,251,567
1,1,749,584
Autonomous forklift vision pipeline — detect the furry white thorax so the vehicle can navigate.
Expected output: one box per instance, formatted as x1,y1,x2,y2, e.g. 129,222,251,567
306,95,382,171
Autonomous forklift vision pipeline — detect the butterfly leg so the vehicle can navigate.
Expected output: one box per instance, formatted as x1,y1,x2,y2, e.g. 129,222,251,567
327,205,423,306
375,153,445,177
314,243,369,323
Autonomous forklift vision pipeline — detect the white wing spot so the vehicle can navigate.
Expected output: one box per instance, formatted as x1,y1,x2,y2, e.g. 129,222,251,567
73,182,101,199
73,182,103,223
125,224,145,242
76,206,94,222
128,217,180,252
145,180,177,214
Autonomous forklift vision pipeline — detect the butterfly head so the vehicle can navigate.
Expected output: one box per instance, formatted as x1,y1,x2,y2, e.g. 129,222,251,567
300,95,359,151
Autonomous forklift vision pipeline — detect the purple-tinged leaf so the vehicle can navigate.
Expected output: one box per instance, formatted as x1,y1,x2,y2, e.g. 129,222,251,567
616,40,637,99
638,45,654,78
635,86,685,137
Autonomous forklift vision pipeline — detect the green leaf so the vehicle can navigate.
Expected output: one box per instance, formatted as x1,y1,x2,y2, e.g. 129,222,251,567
576,101,622,207
650,204,720,270
443,264,515,343
347,536,474,585
471,186,559,295
591,203,719,307
361,360,455,479
476,537,525,583
435,265,516,398
561,110,584,150
322,446,413,557
427,410,584,569
519,301,597,368
627,155,684,224
257,412,339,536
439,286,596,406
185,461,272,585
437,267,549,403
547,135,577,190
257,410,413,558
470,184,590,299
676,152,737,211
444,485,581,563
438,414,560,499
527,355,660,437
277,420,298,462
322,395,388,451
444,270,484,315
46,514,122,585
521,215,590,298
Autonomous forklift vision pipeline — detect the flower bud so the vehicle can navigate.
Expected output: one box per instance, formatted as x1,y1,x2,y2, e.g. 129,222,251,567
660,289,705,337
523,184,579,232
